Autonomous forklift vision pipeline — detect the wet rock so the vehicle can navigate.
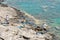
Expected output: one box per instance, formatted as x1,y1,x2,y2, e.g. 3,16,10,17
55,26,60,30
0,4,8,7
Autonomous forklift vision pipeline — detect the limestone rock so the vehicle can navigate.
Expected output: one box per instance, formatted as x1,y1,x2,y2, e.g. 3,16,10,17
0,4,55,40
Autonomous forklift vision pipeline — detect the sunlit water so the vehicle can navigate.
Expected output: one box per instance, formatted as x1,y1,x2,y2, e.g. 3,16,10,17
3,0,60,39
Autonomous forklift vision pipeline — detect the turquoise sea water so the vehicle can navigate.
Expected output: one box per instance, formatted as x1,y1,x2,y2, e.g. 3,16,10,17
3,0,60,27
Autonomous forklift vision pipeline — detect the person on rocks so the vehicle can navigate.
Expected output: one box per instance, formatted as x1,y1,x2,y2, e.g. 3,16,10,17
4,15,9,24
6,15,9,21
42,23,48,31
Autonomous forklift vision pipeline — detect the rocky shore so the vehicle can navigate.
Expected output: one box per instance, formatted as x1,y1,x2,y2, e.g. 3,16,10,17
0,4,57,40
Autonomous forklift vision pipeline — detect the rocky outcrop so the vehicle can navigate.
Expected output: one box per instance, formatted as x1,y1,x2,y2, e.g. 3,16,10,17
0,4,56,40
0,25,54,40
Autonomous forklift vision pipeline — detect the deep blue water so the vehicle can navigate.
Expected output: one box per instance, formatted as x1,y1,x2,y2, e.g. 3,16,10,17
3,0,60,26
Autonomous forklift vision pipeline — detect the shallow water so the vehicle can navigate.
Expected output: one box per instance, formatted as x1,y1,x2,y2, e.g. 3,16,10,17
3,0,60,39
